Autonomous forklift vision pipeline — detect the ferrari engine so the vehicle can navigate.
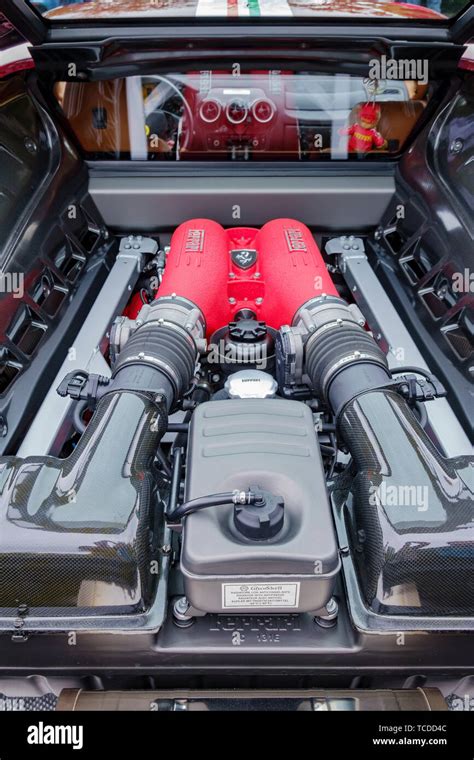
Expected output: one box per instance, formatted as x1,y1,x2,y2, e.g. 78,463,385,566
0,219,472,631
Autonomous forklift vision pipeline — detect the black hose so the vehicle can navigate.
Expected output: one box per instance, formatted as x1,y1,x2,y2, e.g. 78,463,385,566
72,400,89,436
168,492,235,523
167,422,189,433
167,446,183,518
168,490,261,524
155,446,172,479
173,409,192,450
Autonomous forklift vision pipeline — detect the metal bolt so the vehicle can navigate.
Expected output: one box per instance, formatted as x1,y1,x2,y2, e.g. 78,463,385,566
228,297,236,305
229,272,236,279
255,297,263,305
136,319,143,327
161,544,172,555
175,597,189,615
326,598,338,615
24,137,37,154
254,272,261,279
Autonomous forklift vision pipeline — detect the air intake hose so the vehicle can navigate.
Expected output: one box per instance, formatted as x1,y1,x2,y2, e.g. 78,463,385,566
300,296,474,617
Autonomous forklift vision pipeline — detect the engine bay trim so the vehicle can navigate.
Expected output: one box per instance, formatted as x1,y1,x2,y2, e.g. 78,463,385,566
337,244,472,458
18,242,146,459
89,175,395,230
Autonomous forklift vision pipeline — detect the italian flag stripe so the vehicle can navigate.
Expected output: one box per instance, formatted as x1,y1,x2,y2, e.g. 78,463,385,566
196,0,228,16
196,0,293,16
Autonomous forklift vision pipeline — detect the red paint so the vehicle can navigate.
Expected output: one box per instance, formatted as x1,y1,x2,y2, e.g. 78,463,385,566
0,58,34,79
123,290,148,319
227,0,239,16
153,218,337,335
157,218,231,336
255,218,338,328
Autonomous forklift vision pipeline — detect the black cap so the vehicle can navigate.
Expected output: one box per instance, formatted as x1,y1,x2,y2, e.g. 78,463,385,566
229,319,267,343
234,487,284,541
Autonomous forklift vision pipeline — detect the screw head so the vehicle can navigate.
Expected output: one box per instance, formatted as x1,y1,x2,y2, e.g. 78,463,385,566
24,137,37,154
175,597,189,614
450,138,463,154
326,598,338,615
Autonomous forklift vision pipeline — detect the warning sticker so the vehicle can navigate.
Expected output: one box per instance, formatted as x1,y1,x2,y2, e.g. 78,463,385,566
222,582,300,609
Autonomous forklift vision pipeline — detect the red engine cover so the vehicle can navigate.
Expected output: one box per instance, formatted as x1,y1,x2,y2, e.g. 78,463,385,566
156,218,231,336
156,218,338,336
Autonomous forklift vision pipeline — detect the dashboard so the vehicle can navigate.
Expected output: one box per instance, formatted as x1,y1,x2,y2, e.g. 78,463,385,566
57,69,430,161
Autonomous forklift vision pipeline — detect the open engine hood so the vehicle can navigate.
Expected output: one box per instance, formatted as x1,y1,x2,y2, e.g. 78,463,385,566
1,0,473,49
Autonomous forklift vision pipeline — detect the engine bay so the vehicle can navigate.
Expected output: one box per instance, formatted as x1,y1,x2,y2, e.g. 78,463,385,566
0,216,471,642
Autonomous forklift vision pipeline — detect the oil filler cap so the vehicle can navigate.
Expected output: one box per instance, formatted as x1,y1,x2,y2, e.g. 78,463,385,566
234,486,284,541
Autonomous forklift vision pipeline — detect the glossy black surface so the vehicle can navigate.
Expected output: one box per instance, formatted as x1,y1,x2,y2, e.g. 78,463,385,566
0,391,163,613
339,390,474,615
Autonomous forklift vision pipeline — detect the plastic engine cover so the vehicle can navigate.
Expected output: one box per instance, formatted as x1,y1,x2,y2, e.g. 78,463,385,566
181,399,340,614
156,218,338,336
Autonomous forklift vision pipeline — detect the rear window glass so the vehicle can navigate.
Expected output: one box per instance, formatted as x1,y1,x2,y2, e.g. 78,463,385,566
55,70,432,162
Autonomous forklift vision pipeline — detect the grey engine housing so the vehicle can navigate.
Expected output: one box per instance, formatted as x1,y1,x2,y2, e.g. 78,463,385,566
181,399,340,615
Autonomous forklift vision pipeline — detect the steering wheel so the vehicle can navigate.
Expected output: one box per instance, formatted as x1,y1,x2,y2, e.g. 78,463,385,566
143,75,194,155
